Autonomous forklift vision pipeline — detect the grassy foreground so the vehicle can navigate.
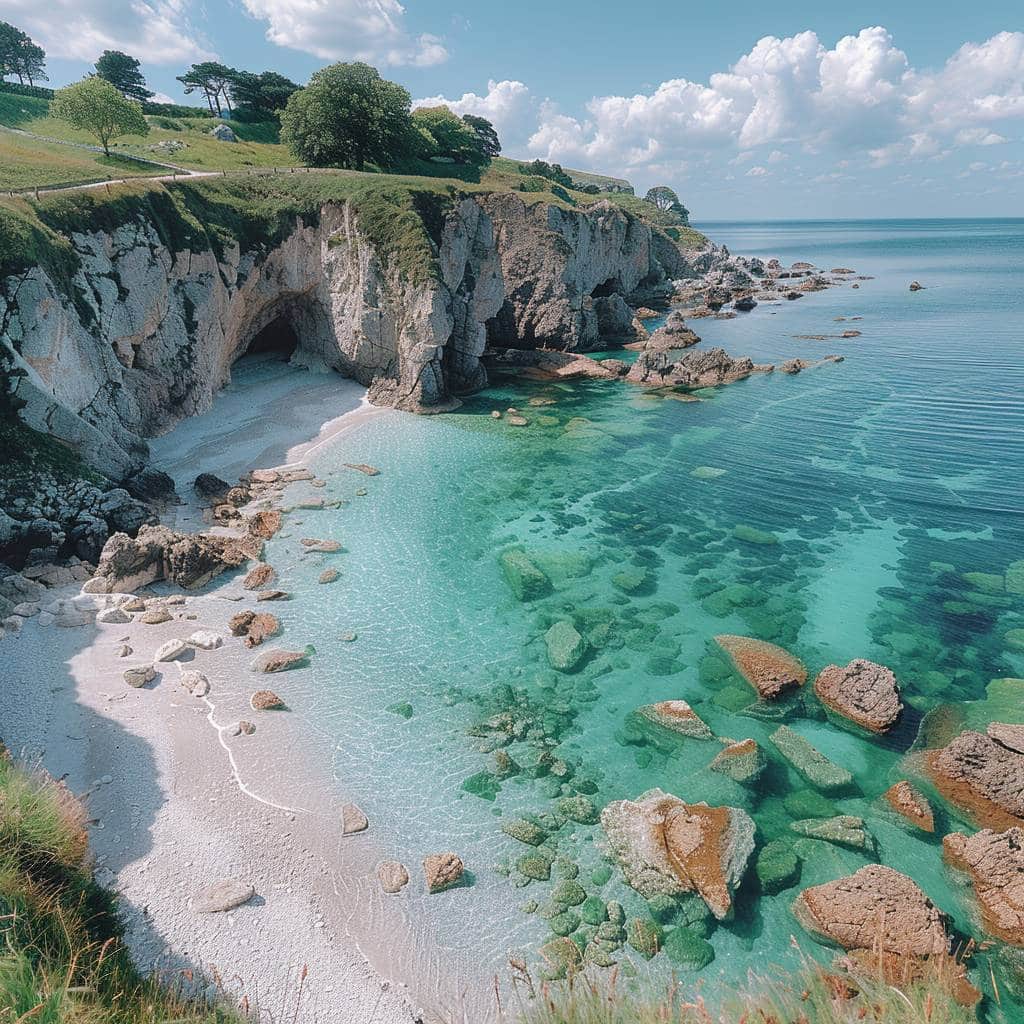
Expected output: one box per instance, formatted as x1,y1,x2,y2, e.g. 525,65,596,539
0,750,240,1023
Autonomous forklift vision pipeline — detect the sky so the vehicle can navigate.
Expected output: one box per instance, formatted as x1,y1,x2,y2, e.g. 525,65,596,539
4,0,1023,219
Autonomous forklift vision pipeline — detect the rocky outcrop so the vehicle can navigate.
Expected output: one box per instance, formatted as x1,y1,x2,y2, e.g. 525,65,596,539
642,311,700,351
601,787,755,919
928,727,1024,828
813,659,903,733
714,635,807,700
943,828,1024,945
626,347,768,390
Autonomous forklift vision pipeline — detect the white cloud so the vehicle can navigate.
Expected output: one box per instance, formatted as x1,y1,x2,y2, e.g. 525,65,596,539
745,165,768,176
414,79,535,149
2,0,212,64
240,0,448,66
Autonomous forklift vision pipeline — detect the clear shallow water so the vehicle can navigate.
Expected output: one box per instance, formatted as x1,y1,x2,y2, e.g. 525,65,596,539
266,219,1024,1014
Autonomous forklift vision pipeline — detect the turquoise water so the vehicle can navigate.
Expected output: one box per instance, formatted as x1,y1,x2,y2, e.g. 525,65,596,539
265,219,1024,1015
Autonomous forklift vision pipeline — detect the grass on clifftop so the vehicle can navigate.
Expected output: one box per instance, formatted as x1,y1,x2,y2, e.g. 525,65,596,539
0,752,240,1023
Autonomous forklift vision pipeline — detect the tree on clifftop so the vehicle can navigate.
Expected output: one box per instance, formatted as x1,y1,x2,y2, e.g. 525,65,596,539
177,61,237,117
412,106,489,166
461,114,501,157
644,185,690,220
227,70,299,118
0,21,47,86
95,50,153,103
51,77,148,155
280,62,413,171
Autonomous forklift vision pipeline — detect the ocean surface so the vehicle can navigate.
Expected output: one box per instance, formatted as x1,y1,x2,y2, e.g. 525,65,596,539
258,219,1024,1016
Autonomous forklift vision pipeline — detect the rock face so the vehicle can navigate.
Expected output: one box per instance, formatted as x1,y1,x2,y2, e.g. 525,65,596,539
943,828,1024,945
643,311,701,351
813,659,903,733
714,635,807,700
929,727,1024,827
794,865,950,956
601,788,755,919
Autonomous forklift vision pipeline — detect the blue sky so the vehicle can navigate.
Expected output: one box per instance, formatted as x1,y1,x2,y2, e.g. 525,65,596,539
4,0,1023,218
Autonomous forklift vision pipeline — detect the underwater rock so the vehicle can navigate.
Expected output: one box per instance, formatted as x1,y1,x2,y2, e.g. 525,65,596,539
341,802,368,835
929,727,1024,827
755,840,800,894
813,659,903,733
250,648,308,673
635,700,713,740
662,926,715,969
502,818,548,846
690,466,727,480
500,550,552,601
714,635,807,700
601,788,754,919
300,538,342,552
708,738,766,785
545,620,588,672
377,861,409,894
1006,561,1024,595
318,568,340,584
250,689,286,710
423,852,464,893
883,781,935,832
539,937,582,979
770,725,853,792
794,865,950,956
732,524,778,546
790,815,874,852
612,567,647,593
228,610,280,648
627,917,663,959
517,850,554,880
558,795,599,824
943,828,1024,945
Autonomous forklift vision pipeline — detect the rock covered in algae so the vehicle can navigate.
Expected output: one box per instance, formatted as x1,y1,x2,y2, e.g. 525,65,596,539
545,620,588,671
502,818,548,846
770,725,853,792
662,926,714,969
755,840,800,894
539,937,582,979
708,738,766,784
558,794,599,824
714,635,807,700
928,727,1024,828
627,917,663,959
943,827,1024,945
634,699,713,740
883,781,935,832
794,864,950,956
600,788,754,919
500,550,551,601
813,659,903,733
790,815,874,852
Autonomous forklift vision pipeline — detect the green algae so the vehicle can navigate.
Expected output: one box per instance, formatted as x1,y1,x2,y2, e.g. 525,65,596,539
663,926,715,970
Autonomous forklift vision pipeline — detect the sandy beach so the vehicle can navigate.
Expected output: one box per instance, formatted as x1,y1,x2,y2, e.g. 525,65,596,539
0,359,486,1024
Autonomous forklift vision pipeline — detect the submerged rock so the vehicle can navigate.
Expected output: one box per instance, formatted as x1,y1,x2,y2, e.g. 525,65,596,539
341,802,369,835
709,738,766,784
545,620,588,672
714,635,807,700
791,815,874,852
500,550,552,601
423,852,464,893
755,840,800,894
601,788,754,919
883,781,935,832
813,659,903,733
635,700,713,740
243,563,276,590
250,648,308,673
928,727,1024,827
663,926,715,969
770,725,853,792
377,861,409,894
943,828,1024,945
250,689,286,711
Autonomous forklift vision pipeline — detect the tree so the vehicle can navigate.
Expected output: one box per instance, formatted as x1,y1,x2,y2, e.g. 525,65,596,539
644,185,689,220
227,70,299,118
280,62,414,171
95,50,153,102
412,106,488,166
176,61,237,117
522,159,572,187
0,21,47,86
461,114,501,158
51,77,148,156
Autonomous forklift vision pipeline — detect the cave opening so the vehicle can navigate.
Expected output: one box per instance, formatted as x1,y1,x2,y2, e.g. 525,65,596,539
246,315,298,359
590,277,622,299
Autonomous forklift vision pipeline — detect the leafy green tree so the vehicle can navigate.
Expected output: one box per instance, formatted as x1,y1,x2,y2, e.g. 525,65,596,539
51,77,148,155
95,50,153,102
412,106,488,166
176,61,237,117
644,185,689,220
461,114,501,157
227,70,299,118
0,21,47,86
522,159,572,187
280,62,414,171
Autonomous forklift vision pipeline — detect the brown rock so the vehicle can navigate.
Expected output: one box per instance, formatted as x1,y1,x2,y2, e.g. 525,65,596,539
794,864,950,956
928,727,1024,828
229,610,280,648
714,635,807,700
423,852,464,894
378,861,409,893
883,781,935,832
319,568,340,584
300,538,342,552
813,659,903,733
250,648,307,673
635,699,713,739
140,607,172,625
989,723,1024,754
341,802,369,835
944,828,1024,945
256,590,288,601
248,510,282,539
250,690,286,711
242,562,275,590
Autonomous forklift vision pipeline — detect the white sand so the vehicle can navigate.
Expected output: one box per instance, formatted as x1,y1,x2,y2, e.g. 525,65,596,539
0,362,487,1024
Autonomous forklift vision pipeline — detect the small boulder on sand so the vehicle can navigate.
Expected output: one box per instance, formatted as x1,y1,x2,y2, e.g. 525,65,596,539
248,510,282,539
250,648,308,673
424,852,464,893
193,879,255,913
188,630,223,651
180,670,210,697
123,664,155,688
243,563,275,590
341,802,369,835
378,861,409,893
154,638,190,663
140,607,172,625
229,610,280,647
250,689,286,711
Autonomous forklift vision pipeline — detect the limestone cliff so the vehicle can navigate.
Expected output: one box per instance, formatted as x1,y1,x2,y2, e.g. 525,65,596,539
0,185,707,482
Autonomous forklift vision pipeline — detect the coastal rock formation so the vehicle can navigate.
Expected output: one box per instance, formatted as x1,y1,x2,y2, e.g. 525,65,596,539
642,311,701,351
928,727,1024,827
714,635,807,700
813,659,903,733
943,828,1024,944
626,347,766,390
601,788,755,919
884,781,935,832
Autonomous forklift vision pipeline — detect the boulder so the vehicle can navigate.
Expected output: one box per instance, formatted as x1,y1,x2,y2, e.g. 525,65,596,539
790,815,873,852
180,670,210,697
229,610,280,648
883,781,935,832
248,510,282,539
188,630,223,651
714,635,807,700
250,689,286,711
378,861,409,894
193,879,254,912
943,828,1024,945
140,607,172,625
755,840,800,894
733,295,757,312
210,123,237,142
194,473,232,502
123,664,155,688
928,727,1024,827
318,568,339,584
250,647,308,673
545,620,588,672
97,606,131,624
813,659,902,733
243,563,275,590
341,802,369,835
709,738,766,785
154,638,190,663
794,865,950,956
423,852,464,893
634,699,712,740
770,725,853,792
500,550,551,601
601,788,754,919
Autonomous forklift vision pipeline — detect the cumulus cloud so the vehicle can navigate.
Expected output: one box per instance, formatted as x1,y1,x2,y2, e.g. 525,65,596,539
745,165,768,177
241,0,447,66
3,0,212,64
523,27,1024,178
413,79,535,149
